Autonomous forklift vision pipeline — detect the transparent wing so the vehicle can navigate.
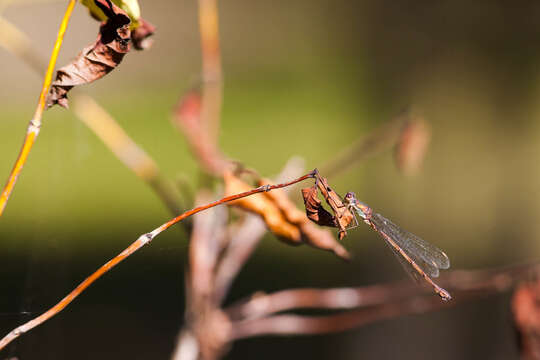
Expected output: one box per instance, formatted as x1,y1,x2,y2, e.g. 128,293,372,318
370,213,450,278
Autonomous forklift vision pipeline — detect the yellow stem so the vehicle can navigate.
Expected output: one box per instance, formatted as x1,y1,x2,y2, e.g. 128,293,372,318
0,0,76,217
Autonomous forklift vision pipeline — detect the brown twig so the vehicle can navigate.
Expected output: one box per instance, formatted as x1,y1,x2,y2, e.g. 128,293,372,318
0,0,76,216
181,190,231,360
230,299,449,339
172,0,225,178
173,90,230,176
189,190,228,300
226,264,529,322
173,159,306,359
228,263,537,340
213,216,267,305
0,171,315,352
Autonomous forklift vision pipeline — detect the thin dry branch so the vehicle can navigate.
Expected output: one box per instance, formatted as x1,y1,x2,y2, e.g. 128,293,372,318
173,0,224,177
0,0,76,217
183,190,231,360
226,264,529,321
173,90,230,175
230,299,448,339
229,263,537,340
189,190,228,300
213,215,267,305
0,171,315,352
173,160,307,360
0,16,47,73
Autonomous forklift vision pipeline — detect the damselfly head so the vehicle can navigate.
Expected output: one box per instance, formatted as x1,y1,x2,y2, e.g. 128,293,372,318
344,192,372,220
343,192,357,205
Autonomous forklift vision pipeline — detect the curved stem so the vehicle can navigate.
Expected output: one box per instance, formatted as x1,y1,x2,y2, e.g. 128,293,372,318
0,171,314,352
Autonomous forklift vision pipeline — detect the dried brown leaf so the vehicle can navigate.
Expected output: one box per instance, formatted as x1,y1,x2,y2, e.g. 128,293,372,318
46,0,131,109
224,172,301,244
223,172,350,259
301,185,336,227
132,18,155,50
259,177,305,224
299,222,350,260
260,179,350,260
395,116,431,176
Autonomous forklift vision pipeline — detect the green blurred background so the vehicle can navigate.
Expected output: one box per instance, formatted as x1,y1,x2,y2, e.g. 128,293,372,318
2,0,540,359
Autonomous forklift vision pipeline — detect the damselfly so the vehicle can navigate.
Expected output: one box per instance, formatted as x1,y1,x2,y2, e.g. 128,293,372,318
343,192,451,300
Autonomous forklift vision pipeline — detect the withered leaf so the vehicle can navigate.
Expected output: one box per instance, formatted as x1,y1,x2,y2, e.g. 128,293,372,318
223,173,350,259
81,0,155,50
259,178,350,260
132,18,155,50
46,0,131,109
224,172,301,244
301,185,336,227
395,116,431,176
298,221,350,260
260,178,305,224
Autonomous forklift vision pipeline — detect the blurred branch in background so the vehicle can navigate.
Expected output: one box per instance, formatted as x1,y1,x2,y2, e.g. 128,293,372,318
198,0,222,146
0,0,76,217
172,158,308,360
179,190,231,360
0,15,185,219
0,16,47,73
173,89,231,176
320,108,431,179
172,0,226,177
177,258,540,359
227,263,534,339
0,0,64,11
213,157,306,305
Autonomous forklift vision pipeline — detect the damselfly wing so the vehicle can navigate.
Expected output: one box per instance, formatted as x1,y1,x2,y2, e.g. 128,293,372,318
343,192,451,300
